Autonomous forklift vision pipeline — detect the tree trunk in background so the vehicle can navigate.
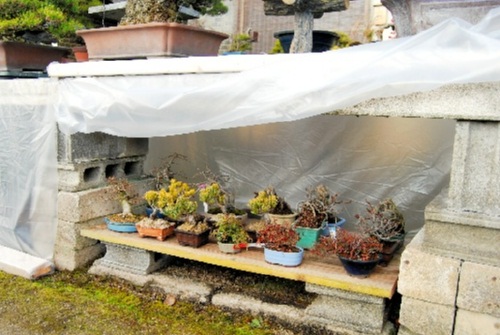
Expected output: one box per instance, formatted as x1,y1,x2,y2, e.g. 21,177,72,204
290,10,313,53
381,0,413,37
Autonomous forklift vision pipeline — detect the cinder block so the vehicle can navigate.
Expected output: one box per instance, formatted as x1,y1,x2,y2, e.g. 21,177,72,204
95,243,171,275
458,261,500,317
58,156,146,192
57,178,153,223
54,243,105,271
306,293,386,334
58,130,148,163
398,229,461,306
399,297,455,335
454,309,500,335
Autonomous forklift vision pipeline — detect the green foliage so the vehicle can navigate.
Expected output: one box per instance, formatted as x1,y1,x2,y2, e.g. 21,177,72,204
181,0,228,16
214,214,251,244
0,0,100,46
228,33,253,52
269,39,284,54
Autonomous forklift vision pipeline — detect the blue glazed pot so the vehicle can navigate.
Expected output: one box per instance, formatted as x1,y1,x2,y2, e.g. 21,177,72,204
264,247,304,267
104,217,138,233
338,256,380,278
322,217,346,237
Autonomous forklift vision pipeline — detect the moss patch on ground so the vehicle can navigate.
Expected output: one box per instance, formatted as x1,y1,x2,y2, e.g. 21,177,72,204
0,260,324,335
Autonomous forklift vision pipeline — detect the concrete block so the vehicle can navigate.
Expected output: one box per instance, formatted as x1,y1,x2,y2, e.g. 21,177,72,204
398,229,461,306
152,273,213,304
411,0,500,34
54,243,105,271
55,218,102,250
422,218,500,267
58,156,146,192
399,297,455,335
58,130,148,163
448,121,500,217
454,309,500,335
95,243,171,275
458,261,500,317
305,293,386,334
306,283,384,305
396,326,419,335
213,293,308,327
57,178,153,222
89,262,152,287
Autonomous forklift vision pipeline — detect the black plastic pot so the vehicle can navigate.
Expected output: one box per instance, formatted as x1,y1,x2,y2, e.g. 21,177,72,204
273,30,339,53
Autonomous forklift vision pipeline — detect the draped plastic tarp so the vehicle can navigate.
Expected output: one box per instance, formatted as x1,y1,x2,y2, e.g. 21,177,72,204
0,80,58,261
56,8,500,137
1,9,499,262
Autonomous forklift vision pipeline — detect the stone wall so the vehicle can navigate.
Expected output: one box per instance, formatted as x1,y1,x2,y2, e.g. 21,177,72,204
55,130,153,270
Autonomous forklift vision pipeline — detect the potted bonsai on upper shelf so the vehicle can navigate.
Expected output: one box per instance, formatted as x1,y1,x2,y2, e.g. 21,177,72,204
77,0,230,60
312,229,383,278
213,214,251,253
355,198,406,266
104,176,145,233
248,186,296,225
0,0,98,73
257,222,303,267
144,178,197,221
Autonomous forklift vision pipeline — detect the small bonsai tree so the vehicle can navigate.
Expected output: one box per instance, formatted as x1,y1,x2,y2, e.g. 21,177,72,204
312,229,383,262
214,214,251,244
151,152,188,191
0,0,100,46
355,198,406,242
257,223,300,252
144,178,197,220
176,214,210,233
248,187,293,216
196,167,231,214
227,33,253,53
106,176,143,223
120,0,228,25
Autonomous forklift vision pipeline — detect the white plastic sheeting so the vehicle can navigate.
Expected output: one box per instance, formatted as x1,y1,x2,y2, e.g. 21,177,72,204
55,8,500,137
0,80,58,261
1,8,499,262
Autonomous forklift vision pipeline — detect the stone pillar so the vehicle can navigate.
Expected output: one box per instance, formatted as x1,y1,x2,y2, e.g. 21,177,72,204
55,130,152,270
381,0,499,37
398,121,500,334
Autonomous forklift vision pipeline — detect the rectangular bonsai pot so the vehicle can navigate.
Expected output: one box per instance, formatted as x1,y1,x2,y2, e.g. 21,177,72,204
76,23,229,60
0,41,69,72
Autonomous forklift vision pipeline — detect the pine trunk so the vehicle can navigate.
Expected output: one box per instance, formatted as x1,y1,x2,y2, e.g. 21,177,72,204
290,10,313,53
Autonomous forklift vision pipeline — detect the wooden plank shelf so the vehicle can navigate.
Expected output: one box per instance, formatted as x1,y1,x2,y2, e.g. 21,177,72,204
81,225,400,298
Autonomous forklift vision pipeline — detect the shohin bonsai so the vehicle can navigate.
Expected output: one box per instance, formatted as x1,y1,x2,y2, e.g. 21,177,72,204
257,223,300,252
214,214,251,244
312,229,383,262
106,176,143,223
248,187,293,216
355,198,406,242
144,178,197,220
196,167,231,214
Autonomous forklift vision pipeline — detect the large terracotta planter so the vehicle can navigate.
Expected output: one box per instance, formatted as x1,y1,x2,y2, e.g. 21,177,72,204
0,41,69,72
76,23,229,60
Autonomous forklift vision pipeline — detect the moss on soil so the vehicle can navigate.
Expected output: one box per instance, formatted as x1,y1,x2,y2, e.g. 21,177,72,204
0,259,325,335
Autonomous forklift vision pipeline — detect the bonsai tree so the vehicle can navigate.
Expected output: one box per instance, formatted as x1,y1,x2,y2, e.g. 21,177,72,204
214,214,251,244
106,176,143,223
151,152,188,191
120,0,228,25
355,198,406,242
304,184,348,224
0,0,100,46
196,167,231,214
248,187,293,216
175,214,210,233
144,178,197,220
227,33,253,53
312,229,383,262
257,222,300,253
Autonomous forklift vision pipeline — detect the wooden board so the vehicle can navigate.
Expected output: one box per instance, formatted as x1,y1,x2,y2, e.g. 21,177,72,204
81,225,399,298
